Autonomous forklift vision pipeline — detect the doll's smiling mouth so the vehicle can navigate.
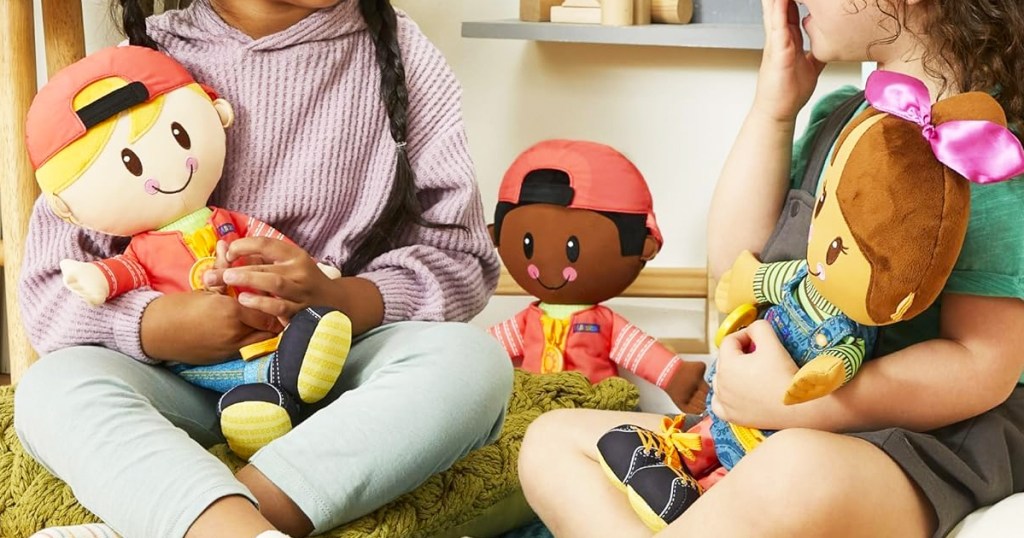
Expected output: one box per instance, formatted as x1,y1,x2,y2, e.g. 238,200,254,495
146,158,197,195
808,262,827,281
536,278,570,291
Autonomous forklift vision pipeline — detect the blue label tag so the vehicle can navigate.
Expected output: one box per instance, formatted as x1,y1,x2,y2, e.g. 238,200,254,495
217,223,237,237
572,323,600,334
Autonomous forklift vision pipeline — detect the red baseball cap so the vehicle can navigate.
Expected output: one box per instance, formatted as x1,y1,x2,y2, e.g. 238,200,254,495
26,45,215,173
498,139,663,247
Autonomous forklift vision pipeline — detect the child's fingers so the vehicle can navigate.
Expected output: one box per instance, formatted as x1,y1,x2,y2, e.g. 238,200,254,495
237,292,303,320
234,302,285,334
226,236,304,264
223,266,300,300
214,240,230,270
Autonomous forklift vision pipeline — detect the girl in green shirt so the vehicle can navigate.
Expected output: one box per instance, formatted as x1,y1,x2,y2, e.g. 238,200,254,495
519,1,1024,536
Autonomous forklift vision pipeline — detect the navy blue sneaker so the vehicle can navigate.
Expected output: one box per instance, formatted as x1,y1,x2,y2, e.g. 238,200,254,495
596,415,702,491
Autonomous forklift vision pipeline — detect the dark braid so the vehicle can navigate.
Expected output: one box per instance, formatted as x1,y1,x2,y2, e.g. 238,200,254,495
346,0,464,274
113,0,159,50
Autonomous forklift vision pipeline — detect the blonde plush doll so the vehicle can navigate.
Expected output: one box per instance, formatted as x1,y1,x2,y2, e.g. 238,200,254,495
25,46,352,459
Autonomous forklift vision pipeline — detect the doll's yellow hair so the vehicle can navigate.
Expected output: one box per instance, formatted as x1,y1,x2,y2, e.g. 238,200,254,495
36,78,208,195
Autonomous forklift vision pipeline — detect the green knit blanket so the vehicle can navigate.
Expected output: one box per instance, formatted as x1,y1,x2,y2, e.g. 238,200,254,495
0,370,638,537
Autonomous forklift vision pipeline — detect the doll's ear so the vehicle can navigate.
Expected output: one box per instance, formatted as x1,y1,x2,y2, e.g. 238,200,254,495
46,193,76,223
640,235,660,262
213,98,235,128
487,224,497,246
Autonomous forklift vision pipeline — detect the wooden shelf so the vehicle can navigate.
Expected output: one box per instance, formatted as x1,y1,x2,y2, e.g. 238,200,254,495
461,19,766,50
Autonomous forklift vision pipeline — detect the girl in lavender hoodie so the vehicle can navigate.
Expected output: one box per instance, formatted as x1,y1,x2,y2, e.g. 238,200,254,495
14,1,512,537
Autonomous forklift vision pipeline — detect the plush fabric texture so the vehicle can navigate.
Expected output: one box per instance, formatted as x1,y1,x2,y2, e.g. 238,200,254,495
0,369,638,538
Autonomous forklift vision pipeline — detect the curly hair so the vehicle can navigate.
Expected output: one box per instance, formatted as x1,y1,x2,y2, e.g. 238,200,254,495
870,0,1024,132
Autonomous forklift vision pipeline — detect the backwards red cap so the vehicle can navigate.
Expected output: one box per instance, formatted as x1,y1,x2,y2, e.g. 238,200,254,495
498,139,663,247
26,45,215,171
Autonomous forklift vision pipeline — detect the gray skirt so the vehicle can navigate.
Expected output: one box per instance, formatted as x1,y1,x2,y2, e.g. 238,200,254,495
850,385,1024,537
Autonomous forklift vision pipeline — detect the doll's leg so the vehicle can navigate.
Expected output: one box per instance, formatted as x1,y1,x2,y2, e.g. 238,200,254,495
275,306,352,404
173,354,273,393
240,321,512,535
13,346,270,538
218,382,301,460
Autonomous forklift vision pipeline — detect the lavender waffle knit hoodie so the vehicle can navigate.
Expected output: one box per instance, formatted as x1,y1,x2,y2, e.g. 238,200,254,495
18,0,498,362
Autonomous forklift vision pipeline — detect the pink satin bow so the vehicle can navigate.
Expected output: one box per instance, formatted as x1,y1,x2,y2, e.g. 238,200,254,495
865,70,1024,184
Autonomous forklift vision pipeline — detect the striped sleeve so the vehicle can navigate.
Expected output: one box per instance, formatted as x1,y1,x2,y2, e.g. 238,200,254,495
242,215,290,243
824,336,867,383
753,260,804,305
488,309,527,360
91,249,150,300
609,312,680,388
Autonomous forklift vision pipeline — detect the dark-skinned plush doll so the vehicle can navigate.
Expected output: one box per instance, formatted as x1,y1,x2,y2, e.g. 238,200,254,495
488,139,708,414
25,46,353,460
594,71,1024,531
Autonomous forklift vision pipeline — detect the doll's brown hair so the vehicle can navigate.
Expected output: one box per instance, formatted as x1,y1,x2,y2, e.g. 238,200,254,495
831,93,1007,324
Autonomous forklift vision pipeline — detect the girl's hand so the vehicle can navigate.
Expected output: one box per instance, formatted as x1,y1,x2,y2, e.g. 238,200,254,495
710,320,800,429
141,291,283,364
205,237,337,320
753,0,826,123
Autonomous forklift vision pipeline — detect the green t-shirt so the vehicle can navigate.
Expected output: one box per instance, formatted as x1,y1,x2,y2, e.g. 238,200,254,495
790,86,1024,381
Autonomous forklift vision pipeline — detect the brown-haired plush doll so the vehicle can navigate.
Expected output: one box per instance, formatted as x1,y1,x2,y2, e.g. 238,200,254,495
488,140,709,414
595,71,1024,532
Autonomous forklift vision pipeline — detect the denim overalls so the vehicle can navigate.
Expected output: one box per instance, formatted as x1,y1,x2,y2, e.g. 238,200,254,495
706,265,878,470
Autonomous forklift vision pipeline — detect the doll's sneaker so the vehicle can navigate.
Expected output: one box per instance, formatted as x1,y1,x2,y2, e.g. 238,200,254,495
219,383,300,460
596,415,702,491
625,463,703,531
277,306,352,404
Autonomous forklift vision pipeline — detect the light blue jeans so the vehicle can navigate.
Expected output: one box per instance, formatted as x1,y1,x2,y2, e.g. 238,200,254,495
14,321,512,538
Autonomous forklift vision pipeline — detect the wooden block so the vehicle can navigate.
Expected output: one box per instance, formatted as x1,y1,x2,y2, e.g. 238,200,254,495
601,0,634,26
562,0,601,7
550,5,602,24
634,0,652,24
652,0,693,24
520,0,563,22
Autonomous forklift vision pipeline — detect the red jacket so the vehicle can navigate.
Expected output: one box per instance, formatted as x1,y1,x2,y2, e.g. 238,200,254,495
90,207,289,299
489,303,682,388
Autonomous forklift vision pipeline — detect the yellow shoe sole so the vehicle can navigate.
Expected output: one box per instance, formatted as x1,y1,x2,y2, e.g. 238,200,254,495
626,485,669,532
298,310,352,404
598,456,629,494
220,401,293,460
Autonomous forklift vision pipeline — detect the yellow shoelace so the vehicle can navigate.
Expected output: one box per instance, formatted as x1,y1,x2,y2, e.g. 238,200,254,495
636,415,704,471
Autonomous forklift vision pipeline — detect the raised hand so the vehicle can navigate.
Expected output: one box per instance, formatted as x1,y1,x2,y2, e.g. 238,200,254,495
754,0,827,123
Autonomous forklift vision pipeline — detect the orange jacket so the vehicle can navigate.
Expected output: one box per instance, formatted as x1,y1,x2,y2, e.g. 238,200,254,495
489,303,682,388
90,207,290,300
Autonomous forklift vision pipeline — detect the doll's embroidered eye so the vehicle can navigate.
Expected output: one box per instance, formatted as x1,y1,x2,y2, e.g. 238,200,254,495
171,122,192,150
121,149,143,177
566,236,580,263
523,233,534,259
814,188,827,218
826,237,848,265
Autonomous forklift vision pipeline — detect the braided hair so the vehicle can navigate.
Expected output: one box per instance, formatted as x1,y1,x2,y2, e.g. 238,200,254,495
114,0,462,274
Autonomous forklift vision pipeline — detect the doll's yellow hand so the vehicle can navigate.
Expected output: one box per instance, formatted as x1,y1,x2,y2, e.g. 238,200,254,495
714,250,761,314
783,353,845,405
60,259,109,306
